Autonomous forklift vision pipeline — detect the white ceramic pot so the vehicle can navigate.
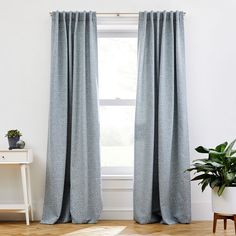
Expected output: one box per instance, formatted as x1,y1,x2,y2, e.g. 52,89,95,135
212,187,236,215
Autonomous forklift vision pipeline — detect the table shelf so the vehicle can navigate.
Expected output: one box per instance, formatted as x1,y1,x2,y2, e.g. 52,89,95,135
0,204,30,212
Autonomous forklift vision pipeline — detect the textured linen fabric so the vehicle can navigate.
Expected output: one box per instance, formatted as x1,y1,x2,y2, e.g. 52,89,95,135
41,11,102,224
134,11,191,225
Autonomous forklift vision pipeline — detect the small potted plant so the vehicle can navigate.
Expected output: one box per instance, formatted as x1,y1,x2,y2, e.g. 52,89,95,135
186,140,236,215
5,129,22,150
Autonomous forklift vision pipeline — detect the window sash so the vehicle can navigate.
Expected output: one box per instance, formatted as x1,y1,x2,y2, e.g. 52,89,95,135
98,26,137,175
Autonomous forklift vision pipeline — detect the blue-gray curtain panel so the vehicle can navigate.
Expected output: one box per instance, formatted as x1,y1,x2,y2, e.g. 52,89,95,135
134,11,191,225
41,11,102,224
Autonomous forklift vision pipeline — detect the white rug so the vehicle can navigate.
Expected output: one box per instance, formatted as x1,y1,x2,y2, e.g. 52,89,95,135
63,226,127,236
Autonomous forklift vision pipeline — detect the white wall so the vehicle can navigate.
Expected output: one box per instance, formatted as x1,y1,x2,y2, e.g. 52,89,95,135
0,0,236,221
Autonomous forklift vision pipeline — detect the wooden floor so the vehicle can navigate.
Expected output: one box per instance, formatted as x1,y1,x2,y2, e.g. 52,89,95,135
0,220,235,235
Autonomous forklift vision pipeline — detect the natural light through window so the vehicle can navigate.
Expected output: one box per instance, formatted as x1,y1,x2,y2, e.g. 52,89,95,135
98,37,137,171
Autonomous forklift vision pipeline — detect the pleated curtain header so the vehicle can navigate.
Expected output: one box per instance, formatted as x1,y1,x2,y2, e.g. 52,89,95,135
51,11,96,21
139,11,185,21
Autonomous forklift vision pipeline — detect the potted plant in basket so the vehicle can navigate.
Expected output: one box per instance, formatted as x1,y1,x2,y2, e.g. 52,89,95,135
186,139,236,215
5,129,22,150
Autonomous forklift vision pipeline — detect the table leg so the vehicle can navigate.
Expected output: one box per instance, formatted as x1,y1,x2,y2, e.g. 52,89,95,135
27,165,34,221
213,213,217,233
21,164,29,225
234,215,236,235
224,218,227,230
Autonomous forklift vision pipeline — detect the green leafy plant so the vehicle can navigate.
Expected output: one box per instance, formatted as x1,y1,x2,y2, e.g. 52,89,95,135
186,140,236,196
5,129,22,138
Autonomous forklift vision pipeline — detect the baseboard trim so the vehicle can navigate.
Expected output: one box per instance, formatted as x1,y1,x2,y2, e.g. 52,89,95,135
100,208,133,220
192,202,212,220
102,208,133,212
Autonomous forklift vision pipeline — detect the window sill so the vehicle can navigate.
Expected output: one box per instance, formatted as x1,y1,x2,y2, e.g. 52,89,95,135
101,175,133,180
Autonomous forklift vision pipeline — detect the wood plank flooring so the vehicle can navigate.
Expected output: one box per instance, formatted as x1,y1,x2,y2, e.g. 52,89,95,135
0,220,234,235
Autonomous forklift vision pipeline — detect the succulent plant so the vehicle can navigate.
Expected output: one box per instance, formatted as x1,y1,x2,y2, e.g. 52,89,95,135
5,129,22,138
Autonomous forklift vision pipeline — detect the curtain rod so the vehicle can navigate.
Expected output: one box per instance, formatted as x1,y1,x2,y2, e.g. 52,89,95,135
49,12,186,16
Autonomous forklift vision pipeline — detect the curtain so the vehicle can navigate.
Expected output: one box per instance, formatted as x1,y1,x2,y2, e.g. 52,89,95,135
41,11,102,224
134,11,191,225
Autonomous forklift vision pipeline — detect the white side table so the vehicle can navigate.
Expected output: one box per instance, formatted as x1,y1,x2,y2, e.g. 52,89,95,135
0,149,33,225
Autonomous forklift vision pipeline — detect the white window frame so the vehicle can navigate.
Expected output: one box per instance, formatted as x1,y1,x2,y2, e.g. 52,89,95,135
97,16,138,176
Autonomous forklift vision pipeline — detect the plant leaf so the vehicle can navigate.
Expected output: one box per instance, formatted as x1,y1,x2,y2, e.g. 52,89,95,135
201,179,209,192
217,184,226,196
205,161,224,168
191,174,210,181
225,173,235,182
215,142,228,152
209,150,224,162
210,178,221,189
195,165,215,172
185,167,196,172
225,139,236,156
228,156,236,163
230,149,236,156
192,158,209,162
195,146,209,153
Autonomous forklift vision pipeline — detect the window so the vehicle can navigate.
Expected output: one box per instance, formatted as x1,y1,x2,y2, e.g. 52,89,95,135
98,31,137,175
